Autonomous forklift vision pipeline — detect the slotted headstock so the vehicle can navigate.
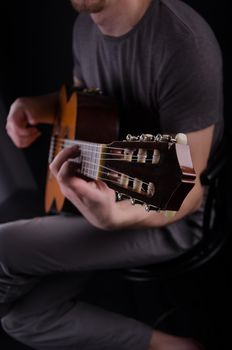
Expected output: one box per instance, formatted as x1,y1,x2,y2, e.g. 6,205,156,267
102,133,196,211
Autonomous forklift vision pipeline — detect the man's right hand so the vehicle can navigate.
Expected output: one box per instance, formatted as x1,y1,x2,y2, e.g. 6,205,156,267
6,92,59,148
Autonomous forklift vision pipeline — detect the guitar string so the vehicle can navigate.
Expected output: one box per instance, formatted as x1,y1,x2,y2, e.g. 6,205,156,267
49,137,151,185
52,137,123,152
52,136,160,153
51,138,157,161
89,176,149,197
72,158,151,189
75,165,149,195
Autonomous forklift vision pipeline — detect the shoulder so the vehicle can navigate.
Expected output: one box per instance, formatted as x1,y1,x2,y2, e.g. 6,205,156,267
152,0,222,76
158,0,220,50
73,13,96,42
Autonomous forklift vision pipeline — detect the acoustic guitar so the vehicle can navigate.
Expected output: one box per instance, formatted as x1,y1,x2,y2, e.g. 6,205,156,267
45,86,196,214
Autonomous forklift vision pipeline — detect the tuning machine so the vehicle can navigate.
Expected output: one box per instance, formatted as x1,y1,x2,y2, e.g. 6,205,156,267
126,134,140,141
139,134,155,141
130,198,136,205
130,199,151,212
175,133,187,145
116,192,123,201
143,203,151,212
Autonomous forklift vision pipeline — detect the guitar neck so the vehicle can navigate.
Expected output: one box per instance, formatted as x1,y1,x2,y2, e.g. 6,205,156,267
48,133,196,212
50,136,107,181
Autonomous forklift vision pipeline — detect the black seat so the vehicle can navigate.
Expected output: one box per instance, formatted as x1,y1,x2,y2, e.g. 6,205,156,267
121,138,228,281
117,137,230,349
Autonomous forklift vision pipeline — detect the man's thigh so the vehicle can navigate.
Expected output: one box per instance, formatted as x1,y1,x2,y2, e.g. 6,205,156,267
0,213,196,276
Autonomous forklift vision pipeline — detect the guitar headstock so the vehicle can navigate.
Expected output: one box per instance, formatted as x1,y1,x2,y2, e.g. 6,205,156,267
103,133,196,211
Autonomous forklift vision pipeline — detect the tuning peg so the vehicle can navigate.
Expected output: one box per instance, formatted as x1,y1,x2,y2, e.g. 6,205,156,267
117,192,123,201
130,198,135,205
126,134,140,141
139,134,152,141
175,133,187,145
144,204,150,212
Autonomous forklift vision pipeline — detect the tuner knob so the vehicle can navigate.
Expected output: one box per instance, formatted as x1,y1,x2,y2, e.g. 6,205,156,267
144,204,150,212
130,198,135,205
126,134,140,141
117,193,123,201
175,133,187,145
140,134,154,141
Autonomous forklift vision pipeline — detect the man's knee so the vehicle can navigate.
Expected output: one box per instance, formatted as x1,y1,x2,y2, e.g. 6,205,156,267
1,308,39,347
2,309,28,343
0,222,22,271
0,222,38,304
0,224,19,303
0,219,41,276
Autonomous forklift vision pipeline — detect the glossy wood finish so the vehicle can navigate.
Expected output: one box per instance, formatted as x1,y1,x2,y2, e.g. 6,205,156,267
45,86,119,213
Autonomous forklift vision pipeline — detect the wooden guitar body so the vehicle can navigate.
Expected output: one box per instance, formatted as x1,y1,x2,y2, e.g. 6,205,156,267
45,86,119,213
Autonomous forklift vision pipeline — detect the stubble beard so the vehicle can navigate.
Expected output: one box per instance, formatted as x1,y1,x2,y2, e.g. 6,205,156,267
70,0,107,13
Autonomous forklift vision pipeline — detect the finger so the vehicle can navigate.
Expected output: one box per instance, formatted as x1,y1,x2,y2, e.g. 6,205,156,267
49,145,80,177
7,104,33,128
57,160,80,184
56,161,87,203
6,129,41,148
6,121,40,138
58,171,109,204
13,134,41,148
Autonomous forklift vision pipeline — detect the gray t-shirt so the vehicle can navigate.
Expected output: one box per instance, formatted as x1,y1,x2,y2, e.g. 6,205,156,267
72,0,224,253
73,0,223,150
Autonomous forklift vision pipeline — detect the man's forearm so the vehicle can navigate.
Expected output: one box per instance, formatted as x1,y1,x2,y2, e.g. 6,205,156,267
109,180,204,230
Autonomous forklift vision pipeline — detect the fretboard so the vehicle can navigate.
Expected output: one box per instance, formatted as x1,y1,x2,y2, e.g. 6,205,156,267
49,136,105,181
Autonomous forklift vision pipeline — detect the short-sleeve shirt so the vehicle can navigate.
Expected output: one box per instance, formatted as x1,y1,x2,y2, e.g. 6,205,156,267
72,0,224,251
73,0,223,151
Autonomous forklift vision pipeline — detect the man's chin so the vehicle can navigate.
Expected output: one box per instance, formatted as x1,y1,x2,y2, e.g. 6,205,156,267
70,0,107,13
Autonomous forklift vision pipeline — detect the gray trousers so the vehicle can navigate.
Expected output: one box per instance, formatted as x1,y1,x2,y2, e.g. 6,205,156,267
0,213,202,350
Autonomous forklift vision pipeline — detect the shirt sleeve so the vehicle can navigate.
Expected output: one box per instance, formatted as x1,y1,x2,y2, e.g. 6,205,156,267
72,16,84,83
156,34,223,134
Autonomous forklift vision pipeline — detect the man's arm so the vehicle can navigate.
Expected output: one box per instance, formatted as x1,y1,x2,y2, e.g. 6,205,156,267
50,124,214,230
6,92,59,148
112,125,214,229
6,75,84,148
100,125,214,229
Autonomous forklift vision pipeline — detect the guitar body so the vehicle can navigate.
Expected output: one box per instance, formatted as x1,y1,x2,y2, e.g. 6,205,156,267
45,86,119,213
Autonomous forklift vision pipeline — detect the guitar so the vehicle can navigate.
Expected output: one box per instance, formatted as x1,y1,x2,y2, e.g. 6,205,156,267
45,86,196,214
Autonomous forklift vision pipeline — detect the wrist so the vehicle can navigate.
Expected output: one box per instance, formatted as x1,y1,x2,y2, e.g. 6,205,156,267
24,92,59,125
107,199,150,230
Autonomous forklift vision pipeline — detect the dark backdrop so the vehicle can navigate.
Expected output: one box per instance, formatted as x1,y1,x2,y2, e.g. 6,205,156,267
0,0,230,132
0,0,230,182
1,0,76,101
0,0,77,194
0,0,231,349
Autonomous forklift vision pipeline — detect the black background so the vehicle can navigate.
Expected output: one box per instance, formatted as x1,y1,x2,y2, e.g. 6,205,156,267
0,1,231,349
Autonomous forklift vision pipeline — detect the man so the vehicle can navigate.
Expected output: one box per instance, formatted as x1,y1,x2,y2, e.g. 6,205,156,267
0,0,223,349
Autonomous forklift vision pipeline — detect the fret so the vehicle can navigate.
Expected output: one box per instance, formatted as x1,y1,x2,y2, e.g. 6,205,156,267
79,143,102,180
61,138,105,181
49,136,65,164
48,135,55,164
